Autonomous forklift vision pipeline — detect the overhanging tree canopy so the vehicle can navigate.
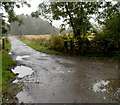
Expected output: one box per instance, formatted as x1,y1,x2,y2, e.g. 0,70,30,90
0,1,30,35
31,1,120,38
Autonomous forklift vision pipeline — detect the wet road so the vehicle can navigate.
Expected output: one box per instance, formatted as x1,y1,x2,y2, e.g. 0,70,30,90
9,37,119,103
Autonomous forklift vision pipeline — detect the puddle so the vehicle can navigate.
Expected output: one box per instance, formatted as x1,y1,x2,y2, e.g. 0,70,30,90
56,67,60,70
8,51,12,55
92,79,120,93
37,58,47,60
59,71,64,73
92,80,109,93
16,55,30,60
12,79,19,83
11,65,34,78
16,90,33,103
117,88,120,93
92,79,120,102
41,53,48,57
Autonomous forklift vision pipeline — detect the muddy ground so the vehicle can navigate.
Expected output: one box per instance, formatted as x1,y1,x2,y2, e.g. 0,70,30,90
8,37,119,103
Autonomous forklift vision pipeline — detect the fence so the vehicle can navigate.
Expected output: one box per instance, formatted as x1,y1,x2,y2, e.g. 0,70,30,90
64,40,118,57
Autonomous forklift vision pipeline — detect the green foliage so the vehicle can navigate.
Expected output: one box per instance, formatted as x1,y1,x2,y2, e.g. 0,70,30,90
1,51,16,91
2,37,10,51
0,37,16,92
97,2,120,24
17,36,64,55
32,2,100,37
32,2,120,38
92,13,120,50
17,35,118,60
104,13,120,41
0,1,30,35
48,35,64,52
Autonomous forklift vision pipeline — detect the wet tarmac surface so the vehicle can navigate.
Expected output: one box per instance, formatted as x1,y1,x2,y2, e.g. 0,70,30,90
9,37,119,103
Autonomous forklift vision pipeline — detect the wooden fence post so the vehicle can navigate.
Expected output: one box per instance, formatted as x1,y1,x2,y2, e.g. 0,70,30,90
64,41,68,53
78,41,82,54
2,38,5,50
70,40,73,54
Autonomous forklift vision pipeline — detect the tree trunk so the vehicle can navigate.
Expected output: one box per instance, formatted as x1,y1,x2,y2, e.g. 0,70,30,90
64,3,78,37
2,38,5,50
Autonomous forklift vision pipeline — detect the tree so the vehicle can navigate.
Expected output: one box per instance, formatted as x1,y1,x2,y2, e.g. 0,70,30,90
32,1,120,39
0,1,30,35
97,2,120,24
102,13,120,47
32,2,100,39
9,14,59,35
97,2,120,50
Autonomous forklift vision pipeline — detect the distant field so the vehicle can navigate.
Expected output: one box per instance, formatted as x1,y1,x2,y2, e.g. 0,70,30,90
15,34,74,42
16,35,52,45
14,33,94,40
21,35,51,40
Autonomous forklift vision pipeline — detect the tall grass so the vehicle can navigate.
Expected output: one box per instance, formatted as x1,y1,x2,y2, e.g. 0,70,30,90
48,35,64,52
17,34,65,53
16,34,118,60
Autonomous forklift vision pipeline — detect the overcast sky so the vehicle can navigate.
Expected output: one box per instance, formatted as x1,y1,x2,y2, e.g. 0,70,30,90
14,0,117,28
14,0,63,28
14,0,99,28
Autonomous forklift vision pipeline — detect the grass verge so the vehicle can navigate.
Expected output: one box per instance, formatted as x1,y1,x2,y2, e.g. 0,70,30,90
17,36,118,60
18,37,66,55
0,37,17,103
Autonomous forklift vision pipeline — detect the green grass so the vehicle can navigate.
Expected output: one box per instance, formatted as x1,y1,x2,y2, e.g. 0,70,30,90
17,37,119,60
0,37,17,92
19,38,65,55
1,51,16,91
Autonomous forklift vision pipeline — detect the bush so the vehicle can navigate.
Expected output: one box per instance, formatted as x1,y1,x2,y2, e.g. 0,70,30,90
48,35,64,52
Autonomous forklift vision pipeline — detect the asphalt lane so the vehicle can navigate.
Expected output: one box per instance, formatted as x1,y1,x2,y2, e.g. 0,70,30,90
9,37,119,103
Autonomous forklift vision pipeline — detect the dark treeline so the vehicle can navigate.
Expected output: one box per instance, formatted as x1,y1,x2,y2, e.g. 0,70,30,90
9,14,60,35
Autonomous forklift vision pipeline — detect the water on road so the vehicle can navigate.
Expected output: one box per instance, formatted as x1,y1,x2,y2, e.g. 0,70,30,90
9,37,119,103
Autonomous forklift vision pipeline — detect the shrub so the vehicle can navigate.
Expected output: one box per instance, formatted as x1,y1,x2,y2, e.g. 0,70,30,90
49,35,64,52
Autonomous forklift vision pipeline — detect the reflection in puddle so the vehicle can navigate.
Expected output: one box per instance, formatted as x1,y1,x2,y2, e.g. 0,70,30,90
92,79,120,93
16,90,33,103
16,55,30,60
8,51,12,55
41,53,48,57
92,79,120,102
56,67,60,70
12,79,19,83
117,88,120,93
11,66,34,78
92,80,109,93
